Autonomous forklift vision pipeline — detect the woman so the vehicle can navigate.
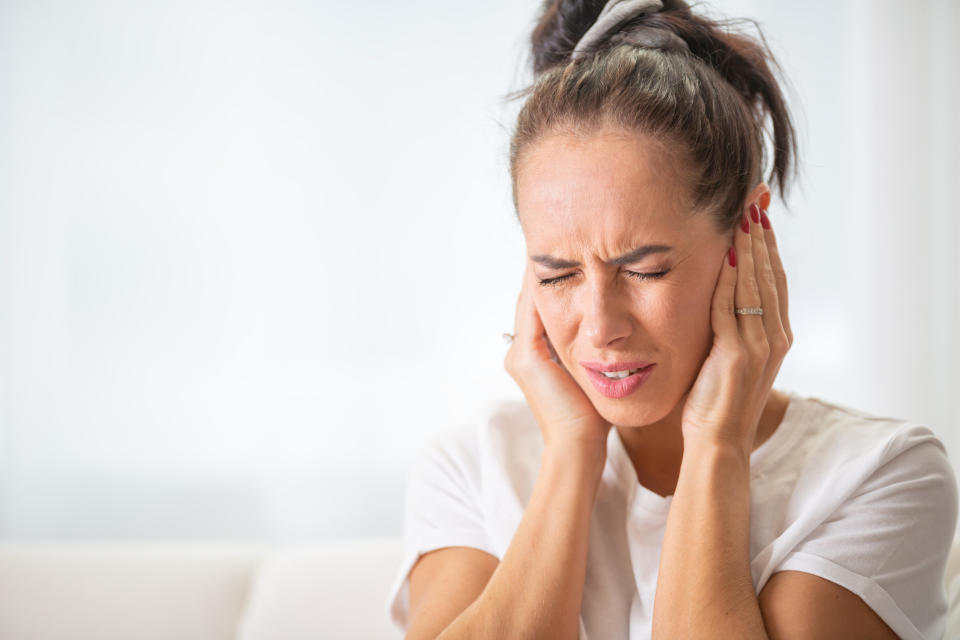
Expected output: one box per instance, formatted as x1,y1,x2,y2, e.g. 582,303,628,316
386,1,958,638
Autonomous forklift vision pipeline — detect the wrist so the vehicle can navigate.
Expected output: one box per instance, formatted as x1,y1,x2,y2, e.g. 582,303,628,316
543,438,608,481
681,436,751,474
684,427,752,457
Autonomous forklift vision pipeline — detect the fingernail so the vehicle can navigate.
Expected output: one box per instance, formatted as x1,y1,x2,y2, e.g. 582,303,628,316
750,203,760,224
728,246,736,267
740,214,749,233
760,209,771,230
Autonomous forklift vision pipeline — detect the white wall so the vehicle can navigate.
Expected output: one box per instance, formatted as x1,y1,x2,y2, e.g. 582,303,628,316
0,0,957,540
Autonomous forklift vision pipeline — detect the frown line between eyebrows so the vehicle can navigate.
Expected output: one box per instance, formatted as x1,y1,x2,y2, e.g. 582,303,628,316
530,244,673,269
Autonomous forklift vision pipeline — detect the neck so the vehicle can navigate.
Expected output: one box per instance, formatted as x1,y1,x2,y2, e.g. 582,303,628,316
615,388,790,497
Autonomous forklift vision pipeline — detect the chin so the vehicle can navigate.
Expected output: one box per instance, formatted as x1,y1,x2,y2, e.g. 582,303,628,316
592,395,671,428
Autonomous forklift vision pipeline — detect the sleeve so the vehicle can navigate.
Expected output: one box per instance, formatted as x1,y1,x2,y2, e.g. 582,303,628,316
774,428,959,640
384,427,498,633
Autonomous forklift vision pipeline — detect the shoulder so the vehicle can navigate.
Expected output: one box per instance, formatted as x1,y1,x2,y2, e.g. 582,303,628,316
782,394,958,516
803,396,958,541
413,397,539,461
787,394,953,478
409,397,542,488
754,393,959,582
479,397,544,467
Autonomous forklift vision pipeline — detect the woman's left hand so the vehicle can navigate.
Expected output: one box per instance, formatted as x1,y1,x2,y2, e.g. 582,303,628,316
680,202,793,454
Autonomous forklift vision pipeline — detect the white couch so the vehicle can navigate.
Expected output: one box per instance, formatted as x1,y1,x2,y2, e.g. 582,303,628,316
1,536,959,639
0,537,404,640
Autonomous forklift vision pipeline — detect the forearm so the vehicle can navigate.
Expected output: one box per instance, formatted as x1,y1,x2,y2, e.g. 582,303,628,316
437,440,605,640
652,440,768,639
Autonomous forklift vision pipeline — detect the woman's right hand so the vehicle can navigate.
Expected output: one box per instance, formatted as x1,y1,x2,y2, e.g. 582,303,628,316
504,265,613,455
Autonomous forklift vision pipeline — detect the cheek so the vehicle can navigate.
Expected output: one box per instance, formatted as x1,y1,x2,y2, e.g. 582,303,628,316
532,291,576,339
628,281,714,343
665,277,719,363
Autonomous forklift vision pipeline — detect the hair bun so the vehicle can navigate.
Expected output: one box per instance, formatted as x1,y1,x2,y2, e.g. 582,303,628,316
532,1,694,72
571,0,665,59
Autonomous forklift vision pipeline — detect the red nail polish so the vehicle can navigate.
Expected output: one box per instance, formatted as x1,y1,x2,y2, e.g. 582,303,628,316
760,209,771,229
740,214,749,233
728,247,736,267
750,204,760,224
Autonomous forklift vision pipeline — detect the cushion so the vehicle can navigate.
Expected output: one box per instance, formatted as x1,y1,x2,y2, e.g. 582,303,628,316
237,537,403,639
0,542,264,640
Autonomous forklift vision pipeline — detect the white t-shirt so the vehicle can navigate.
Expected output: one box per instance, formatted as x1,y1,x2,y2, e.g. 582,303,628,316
385,390,958,639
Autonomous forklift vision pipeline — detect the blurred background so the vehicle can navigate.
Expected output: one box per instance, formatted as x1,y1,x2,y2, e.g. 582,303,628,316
1,0,957,542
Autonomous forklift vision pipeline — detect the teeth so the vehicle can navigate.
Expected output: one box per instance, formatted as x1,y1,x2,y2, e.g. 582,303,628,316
600,368,640,379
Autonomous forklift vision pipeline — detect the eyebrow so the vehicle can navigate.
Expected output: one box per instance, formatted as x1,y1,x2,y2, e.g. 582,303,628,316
530,244,673,269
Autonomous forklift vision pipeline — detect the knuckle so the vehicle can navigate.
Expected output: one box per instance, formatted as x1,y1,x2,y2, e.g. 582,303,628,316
762,265,778,289
729,347,749,369
749,335,770,360
770,332,790,355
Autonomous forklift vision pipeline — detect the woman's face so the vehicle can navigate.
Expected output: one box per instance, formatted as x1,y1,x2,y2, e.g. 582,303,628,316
515,129,734,428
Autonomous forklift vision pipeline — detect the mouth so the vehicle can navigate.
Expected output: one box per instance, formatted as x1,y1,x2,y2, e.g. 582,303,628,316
579,360,654,375
594,367,647,379
579,361,656,399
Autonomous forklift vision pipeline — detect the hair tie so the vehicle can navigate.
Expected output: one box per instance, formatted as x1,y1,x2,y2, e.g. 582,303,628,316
572,0,687,59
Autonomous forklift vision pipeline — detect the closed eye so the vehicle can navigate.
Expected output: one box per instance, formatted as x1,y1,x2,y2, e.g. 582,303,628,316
537,270,669,287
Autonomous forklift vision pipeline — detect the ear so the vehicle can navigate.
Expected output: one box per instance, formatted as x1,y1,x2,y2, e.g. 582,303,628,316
746,182,772,212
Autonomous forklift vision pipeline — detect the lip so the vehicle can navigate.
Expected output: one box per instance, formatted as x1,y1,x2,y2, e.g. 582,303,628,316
579,360,654,373
582,363,656,399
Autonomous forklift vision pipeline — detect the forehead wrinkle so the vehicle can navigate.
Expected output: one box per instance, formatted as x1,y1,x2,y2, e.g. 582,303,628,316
539,180,679,261
518,129,700,260
530,202,683,267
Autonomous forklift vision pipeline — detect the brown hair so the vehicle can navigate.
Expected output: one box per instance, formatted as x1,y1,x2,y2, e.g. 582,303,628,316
508,0,799,233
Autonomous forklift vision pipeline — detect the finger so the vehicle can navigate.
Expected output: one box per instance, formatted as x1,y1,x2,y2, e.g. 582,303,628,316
760,208,792,344
512,266,552,363
512,265,529,339
734,207,765,346
711,243,740,347
749,204,785,349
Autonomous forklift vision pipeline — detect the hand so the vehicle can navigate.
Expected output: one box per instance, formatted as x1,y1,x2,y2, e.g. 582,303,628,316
504,265,612,453
681,203,793,453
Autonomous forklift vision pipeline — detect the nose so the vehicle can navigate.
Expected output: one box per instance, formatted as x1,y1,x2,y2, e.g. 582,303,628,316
582,279,632,349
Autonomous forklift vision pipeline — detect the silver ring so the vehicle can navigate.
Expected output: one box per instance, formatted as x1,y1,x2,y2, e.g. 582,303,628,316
502,332,515,344
735,307,763,316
